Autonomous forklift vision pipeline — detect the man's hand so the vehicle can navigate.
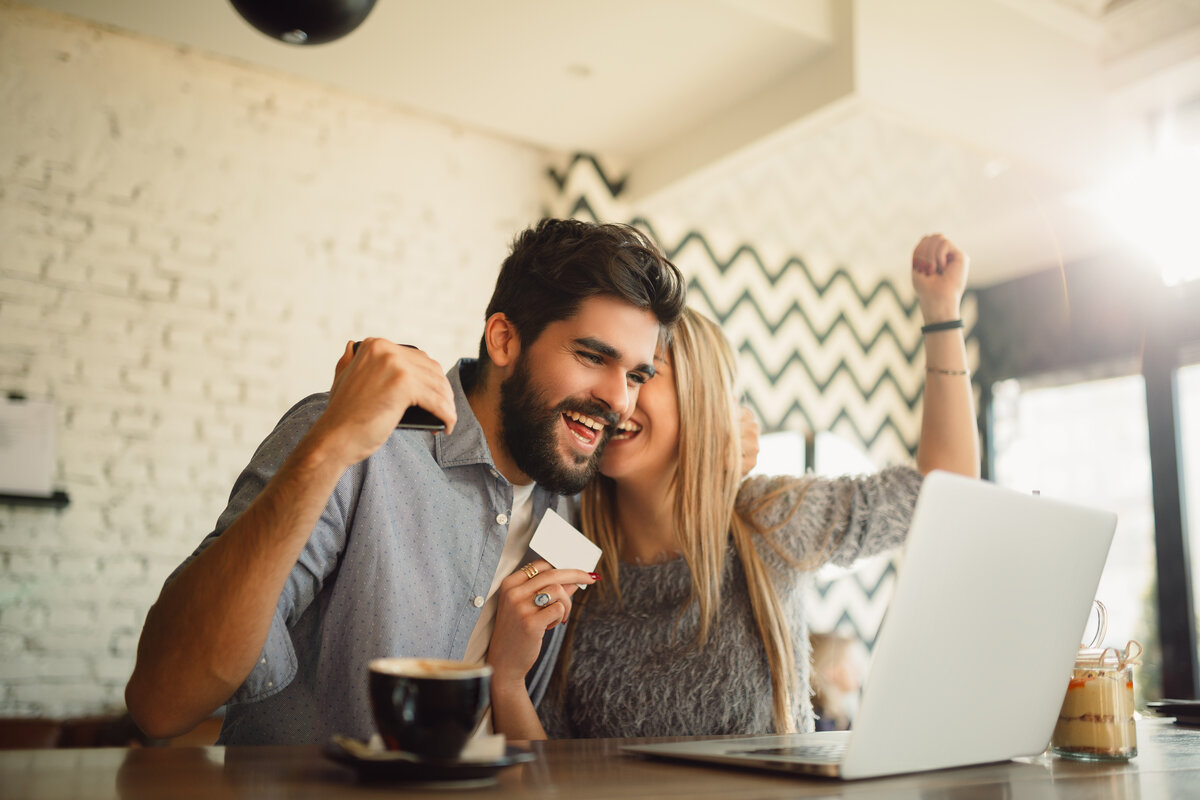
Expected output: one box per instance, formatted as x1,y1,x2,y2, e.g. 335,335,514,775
911,234,969,324
315,339,457,466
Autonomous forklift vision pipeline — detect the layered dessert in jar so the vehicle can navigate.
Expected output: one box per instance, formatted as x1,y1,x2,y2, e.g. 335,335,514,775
1050,642,1140,761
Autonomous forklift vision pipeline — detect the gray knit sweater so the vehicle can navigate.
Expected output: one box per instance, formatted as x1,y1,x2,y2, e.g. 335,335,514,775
538,465,923,738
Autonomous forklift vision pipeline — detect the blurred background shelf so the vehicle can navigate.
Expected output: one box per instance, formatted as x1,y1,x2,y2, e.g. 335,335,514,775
0,491,70,509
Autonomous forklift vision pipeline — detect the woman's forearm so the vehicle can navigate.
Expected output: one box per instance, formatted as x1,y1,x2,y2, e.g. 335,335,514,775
489,680,549,741
916,326,979,477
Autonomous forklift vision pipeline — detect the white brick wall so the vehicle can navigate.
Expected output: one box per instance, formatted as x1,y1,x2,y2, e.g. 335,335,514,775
0,3,549,718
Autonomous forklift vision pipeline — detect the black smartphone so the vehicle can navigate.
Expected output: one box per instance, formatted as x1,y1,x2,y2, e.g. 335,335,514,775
395,405,446,431
351,341,447,431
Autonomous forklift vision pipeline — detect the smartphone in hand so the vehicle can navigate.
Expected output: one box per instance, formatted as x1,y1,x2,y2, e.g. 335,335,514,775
395,405,446,431
351,341,448,431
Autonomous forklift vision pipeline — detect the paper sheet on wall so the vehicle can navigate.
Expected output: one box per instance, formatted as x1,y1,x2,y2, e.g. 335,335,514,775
0,395,56,497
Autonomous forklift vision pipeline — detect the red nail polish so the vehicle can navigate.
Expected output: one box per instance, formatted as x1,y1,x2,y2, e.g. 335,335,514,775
589,572,602,581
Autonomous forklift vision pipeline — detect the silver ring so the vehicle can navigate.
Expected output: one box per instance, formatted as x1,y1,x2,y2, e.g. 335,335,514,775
533,592,552,608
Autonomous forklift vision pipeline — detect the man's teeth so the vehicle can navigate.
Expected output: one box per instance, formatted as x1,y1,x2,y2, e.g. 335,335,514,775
565,410,605,431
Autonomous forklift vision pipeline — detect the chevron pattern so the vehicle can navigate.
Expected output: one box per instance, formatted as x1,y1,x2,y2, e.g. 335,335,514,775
544,151,979,654
810,558,898,649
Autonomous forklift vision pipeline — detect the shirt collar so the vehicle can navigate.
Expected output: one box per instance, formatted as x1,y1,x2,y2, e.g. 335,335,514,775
434,359,500,469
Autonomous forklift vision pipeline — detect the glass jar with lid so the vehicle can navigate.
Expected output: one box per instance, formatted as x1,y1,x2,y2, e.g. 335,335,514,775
1050,601,1140,761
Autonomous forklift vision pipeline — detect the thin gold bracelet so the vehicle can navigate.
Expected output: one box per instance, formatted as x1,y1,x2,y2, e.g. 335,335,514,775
926,366,970,376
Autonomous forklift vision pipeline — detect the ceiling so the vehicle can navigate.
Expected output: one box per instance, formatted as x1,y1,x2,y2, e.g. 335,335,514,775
21,0,1200,286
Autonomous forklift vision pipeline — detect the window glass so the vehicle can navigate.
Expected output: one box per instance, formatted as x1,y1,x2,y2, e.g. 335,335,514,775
751,430,806,478
992,374,1160,704
813,431,875,477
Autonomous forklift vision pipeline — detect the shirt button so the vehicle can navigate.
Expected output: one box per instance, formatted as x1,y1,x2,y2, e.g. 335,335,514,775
496,513,509,525
260,657,266,665
266,681,273,688
472,596,485,608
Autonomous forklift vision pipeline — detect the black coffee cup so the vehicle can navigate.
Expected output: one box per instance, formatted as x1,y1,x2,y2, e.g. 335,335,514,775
367,657,492,760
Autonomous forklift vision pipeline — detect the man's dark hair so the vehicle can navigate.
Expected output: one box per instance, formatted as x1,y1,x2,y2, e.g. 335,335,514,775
477,218,686,363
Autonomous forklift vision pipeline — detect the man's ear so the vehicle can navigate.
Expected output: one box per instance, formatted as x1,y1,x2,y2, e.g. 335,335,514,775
483,312,521,369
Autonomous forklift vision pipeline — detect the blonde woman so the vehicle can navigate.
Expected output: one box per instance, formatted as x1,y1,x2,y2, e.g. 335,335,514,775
487,234,979,738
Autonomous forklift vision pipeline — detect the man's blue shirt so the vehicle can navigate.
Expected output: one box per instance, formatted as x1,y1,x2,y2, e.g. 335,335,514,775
171,360,568,745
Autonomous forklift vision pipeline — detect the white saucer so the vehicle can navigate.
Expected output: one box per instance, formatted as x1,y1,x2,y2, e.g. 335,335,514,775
324,735,535,787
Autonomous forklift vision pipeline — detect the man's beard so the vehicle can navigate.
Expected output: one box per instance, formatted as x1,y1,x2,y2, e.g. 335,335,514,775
498,354,615,495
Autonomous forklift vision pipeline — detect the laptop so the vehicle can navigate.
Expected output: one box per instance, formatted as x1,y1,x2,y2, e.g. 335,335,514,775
623,471,1117,780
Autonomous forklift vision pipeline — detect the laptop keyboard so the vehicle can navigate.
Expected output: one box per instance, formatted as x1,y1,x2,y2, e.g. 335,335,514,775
740,742,847,763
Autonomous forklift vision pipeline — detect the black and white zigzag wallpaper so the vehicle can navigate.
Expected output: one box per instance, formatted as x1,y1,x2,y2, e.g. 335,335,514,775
545,153,979,649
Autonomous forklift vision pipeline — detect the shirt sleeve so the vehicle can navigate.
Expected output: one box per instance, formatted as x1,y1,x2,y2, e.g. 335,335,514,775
164,393,354,705
741,465,923,572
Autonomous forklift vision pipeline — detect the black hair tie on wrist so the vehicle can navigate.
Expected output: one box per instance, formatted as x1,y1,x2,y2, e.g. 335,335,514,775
921,319,964,334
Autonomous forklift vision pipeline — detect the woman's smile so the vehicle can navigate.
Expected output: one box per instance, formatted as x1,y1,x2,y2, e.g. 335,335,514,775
609,418,643,442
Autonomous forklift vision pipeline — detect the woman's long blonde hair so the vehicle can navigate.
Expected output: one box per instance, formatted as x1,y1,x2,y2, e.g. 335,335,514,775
571,307,812,733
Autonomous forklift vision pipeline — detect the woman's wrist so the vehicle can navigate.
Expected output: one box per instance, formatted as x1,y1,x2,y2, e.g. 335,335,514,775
488,671,531,698
920,319,964,335
918,300,961,326
489,680,533,719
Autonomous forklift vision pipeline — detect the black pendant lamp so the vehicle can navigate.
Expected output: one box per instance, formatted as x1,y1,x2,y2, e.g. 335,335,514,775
230,0,378,45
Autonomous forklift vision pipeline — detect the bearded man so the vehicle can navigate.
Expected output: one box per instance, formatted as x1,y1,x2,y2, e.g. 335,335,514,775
125,218,686,745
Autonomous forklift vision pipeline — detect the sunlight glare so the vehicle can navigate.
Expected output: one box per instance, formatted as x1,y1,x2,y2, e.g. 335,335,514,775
1083,144,1200,286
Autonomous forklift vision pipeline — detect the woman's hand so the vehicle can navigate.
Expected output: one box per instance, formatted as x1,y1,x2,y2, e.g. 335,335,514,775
911,234,969,324
487,560,595,742
738,406,760,478
486,560,598,688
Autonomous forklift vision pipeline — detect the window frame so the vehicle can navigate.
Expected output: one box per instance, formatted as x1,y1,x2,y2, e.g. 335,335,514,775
974,252,1200,699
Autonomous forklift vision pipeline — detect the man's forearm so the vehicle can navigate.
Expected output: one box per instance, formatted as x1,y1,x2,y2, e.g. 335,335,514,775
125,428,350,738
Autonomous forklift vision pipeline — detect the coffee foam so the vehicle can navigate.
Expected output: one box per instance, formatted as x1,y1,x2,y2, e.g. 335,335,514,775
368,657,492,679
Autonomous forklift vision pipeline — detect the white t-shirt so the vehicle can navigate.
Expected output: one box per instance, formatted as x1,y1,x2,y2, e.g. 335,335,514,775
464,481,538,736
463,481,538,666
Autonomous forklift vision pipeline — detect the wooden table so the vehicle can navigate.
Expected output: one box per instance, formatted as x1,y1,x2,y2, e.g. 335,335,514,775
3,718,1197,799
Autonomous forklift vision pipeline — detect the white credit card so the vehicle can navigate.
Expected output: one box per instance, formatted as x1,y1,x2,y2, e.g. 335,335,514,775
529,509,602,589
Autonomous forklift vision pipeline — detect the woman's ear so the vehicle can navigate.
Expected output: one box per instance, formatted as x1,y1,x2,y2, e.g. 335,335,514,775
483,312,521,369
